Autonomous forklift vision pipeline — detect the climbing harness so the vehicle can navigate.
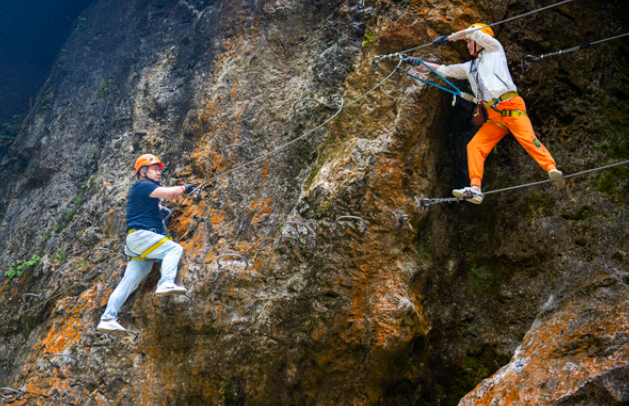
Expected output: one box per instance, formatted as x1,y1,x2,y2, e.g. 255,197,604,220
372,0,576,66
523,32,629,70
482,91,519,109
125,229,171,262
419,159,629,209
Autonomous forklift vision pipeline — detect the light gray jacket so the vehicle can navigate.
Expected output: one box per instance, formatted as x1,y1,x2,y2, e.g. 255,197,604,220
436,30,517,102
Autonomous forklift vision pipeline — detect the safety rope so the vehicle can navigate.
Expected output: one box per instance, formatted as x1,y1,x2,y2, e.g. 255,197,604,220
397,66,461,97
523,31,629,70
191,0,578,194
396,63,478,104
420,159,629,208
372,0,576,64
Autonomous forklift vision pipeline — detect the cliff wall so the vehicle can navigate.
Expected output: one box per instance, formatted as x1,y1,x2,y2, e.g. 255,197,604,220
0,0,628,405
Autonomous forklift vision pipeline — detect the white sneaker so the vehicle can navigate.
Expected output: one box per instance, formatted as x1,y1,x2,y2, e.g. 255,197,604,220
549,169,565,189
97,319,127,332
155,282,187,296
452,186,484,204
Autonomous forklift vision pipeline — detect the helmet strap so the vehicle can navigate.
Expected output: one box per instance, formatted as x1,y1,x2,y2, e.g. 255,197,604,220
137,166,161,185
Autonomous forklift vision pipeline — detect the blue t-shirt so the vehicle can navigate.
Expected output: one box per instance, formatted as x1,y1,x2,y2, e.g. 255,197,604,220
126,181,165,235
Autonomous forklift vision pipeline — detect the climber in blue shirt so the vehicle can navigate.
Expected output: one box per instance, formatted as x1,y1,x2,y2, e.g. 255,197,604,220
97,154,196,333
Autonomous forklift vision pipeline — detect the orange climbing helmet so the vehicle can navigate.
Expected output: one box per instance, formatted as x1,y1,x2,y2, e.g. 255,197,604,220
133,153,163,175
468,23,494,38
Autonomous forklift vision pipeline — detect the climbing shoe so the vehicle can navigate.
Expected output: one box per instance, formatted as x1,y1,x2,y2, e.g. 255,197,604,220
452,186,484,204
97,319,127,333
549,169,565,189
155,282,187,296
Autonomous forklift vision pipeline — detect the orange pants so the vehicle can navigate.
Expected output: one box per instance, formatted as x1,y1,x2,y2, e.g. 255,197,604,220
467,96,557,188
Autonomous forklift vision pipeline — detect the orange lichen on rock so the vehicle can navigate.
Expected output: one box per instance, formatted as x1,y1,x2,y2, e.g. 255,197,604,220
459,279,629,405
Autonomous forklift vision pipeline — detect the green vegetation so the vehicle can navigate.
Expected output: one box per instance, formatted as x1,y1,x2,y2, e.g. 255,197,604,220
74,16,86,34
40,87,54,112
5,255,41,279
23,322,33,341
55,174,92,233
419,251,431,264
598,167,629,201
98,71,117,99
0,114,23,141
55,209,76,232
55,248,66,265
98,79,112,99
57,48,69,66
40,231,51,244
561,205,596,221
303,133,346,192
470,264,502,295
361,29,376,48
217,381,234,406
575,205,593,221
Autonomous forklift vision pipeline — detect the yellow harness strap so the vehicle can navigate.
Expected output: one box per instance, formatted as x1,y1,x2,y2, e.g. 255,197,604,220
483,91,519,109
499,109,528,118
487,119,509,131
139,237,171,259
126,229,171,261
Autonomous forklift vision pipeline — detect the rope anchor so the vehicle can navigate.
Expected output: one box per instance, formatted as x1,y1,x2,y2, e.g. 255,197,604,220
216,253,250,269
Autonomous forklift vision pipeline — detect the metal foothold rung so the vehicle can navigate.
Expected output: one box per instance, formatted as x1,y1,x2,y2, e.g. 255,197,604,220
48,353,78,364
335,215,368,224
90,247,114,254
224,143,246,149
0,388,23,396
280,220,315,235
216,253,249,269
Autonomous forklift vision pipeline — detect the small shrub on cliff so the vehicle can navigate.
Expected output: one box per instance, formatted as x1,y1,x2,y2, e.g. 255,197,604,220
362,29,376,48
0,114,23,140
5,255,41,279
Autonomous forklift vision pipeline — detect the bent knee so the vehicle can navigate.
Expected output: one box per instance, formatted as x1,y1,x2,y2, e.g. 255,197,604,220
169,243,184,256
467,140,481,154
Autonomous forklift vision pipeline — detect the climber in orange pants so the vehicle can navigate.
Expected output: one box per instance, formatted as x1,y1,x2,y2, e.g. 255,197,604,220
404,23,565,204
468,96,558,189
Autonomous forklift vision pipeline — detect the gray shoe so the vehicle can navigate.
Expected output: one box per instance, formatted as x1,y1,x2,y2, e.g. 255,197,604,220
452,186,484,204
549,169,565,189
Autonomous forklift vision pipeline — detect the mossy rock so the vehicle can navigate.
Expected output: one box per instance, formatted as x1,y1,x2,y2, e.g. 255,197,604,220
526,192,556,218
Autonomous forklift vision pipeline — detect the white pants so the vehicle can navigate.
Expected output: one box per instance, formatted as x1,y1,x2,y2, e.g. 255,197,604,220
100,230,183,321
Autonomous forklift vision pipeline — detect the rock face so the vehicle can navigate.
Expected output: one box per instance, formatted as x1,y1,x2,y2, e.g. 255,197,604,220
0,0,628,405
